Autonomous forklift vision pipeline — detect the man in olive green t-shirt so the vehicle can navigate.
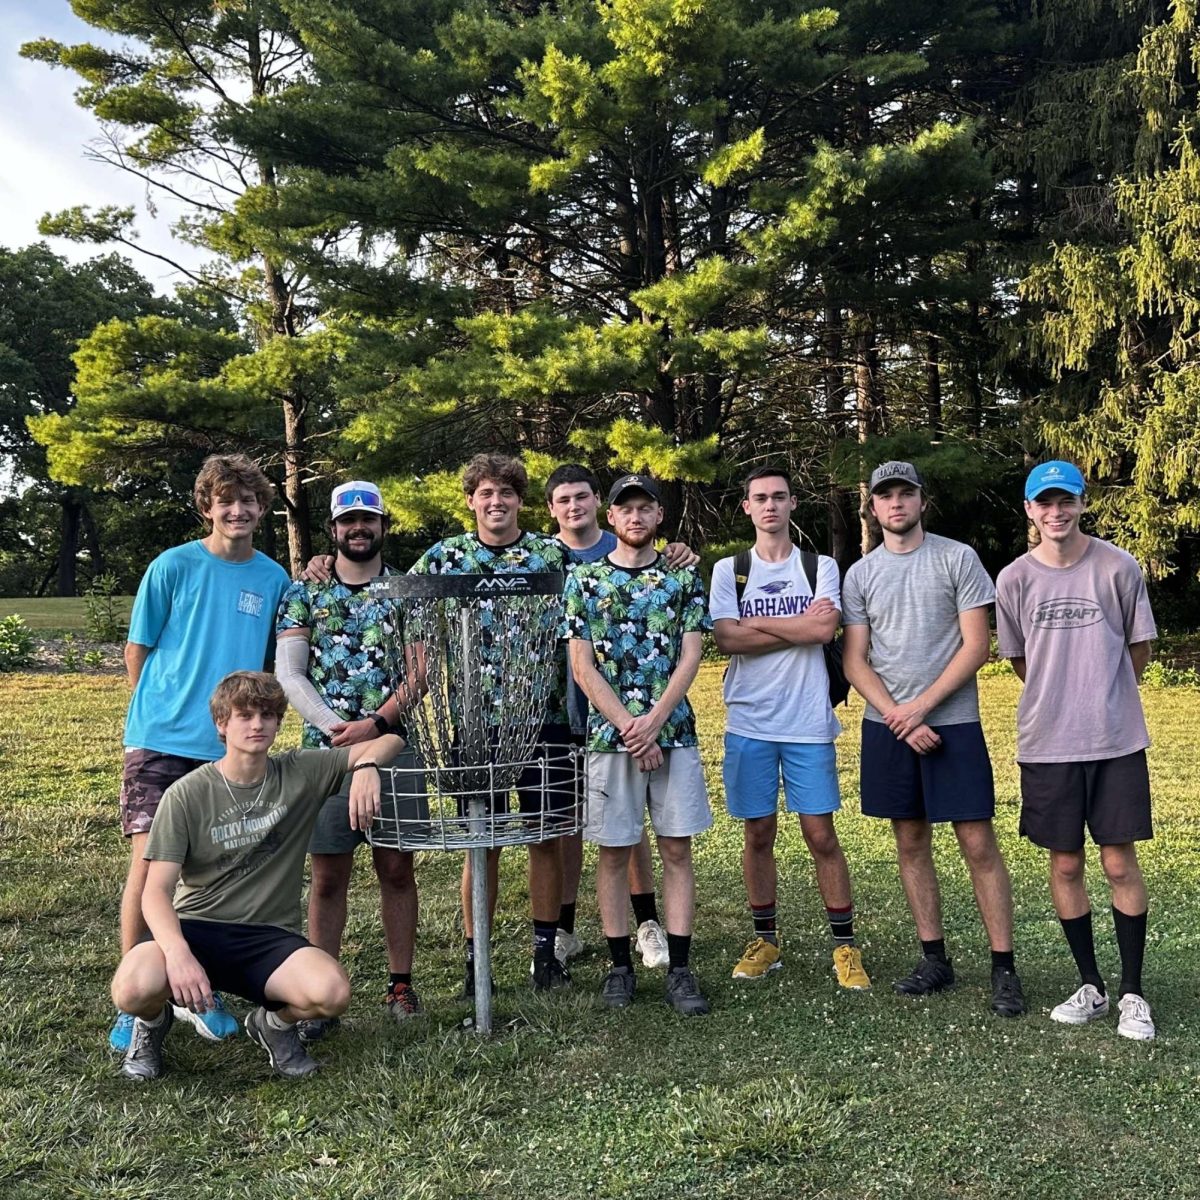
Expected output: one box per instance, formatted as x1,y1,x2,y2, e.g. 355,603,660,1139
109,671,403,1081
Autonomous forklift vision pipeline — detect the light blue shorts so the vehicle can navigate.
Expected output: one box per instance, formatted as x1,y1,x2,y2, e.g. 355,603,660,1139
723,734,841,819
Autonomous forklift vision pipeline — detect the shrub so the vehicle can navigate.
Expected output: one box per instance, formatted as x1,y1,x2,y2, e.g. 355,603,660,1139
84,572,127,642
0,615,36,672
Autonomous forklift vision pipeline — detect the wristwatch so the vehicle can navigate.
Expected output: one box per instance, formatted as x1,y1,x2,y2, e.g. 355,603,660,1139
366,712,390,735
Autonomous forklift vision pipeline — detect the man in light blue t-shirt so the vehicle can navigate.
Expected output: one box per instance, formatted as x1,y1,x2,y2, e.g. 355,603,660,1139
110,454,289,1054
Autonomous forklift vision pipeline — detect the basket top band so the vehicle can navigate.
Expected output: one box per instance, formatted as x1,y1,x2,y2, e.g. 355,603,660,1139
369,571,565,601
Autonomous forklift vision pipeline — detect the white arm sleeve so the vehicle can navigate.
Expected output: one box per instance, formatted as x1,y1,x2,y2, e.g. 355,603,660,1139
275,635,341,734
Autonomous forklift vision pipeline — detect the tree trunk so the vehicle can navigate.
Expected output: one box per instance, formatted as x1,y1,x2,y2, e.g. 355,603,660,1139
56,494,81,596
823,302,853,566
854,318,884,555
926,330,943,437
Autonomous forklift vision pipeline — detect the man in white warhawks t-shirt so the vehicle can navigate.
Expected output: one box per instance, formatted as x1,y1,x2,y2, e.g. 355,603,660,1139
710,466,870,991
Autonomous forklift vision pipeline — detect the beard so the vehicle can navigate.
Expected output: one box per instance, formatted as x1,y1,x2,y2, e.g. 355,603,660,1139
878,513,922,536
618,526,657,550
335,528,383,562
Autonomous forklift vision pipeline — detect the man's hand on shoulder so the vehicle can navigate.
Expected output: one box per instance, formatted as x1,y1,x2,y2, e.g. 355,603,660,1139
300,554,335,584
662,542,700,570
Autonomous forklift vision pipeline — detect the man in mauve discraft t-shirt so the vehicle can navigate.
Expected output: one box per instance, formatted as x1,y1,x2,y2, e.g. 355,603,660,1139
996,461,1158,1041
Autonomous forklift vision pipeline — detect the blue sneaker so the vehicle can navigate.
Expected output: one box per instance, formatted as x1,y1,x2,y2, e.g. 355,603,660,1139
109,1010,136,1053
171,992,239,1041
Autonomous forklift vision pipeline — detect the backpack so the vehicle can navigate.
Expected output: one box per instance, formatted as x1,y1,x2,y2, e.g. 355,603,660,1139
732,548,851,708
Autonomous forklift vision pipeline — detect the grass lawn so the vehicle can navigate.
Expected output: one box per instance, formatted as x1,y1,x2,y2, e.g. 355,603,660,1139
1,667,1198,1199
0,596,133,633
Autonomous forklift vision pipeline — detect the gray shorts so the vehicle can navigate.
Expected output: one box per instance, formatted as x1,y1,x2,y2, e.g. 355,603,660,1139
308,748,428,856
584,746,712,847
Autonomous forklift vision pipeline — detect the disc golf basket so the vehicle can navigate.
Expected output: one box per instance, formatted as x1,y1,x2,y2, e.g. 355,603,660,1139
367,571,585,1034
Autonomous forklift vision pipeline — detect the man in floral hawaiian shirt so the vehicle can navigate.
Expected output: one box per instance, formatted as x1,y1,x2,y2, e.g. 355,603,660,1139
276,481,427,1039
410,453,575,995
564,474,714,1017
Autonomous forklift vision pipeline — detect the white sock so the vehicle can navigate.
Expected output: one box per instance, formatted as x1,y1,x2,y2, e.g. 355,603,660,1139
141,1006,167,1028
264,1008,295,1031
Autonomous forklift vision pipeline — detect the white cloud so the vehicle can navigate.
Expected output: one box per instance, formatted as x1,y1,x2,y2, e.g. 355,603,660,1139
0,3,208,291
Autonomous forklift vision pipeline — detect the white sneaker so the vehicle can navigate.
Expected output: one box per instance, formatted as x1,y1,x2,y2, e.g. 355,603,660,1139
1050,982,1110,1025
1116,993,1156,1041
636,919,670,969
554,928,583,964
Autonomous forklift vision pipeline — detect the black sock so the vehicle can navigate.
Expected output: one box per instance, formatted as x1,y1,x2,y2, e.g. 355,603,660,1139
1113,906,1147,999
532,920,557,962
1059,911,1104,993
389,972,412,988
631,891,659,928
465,937,474,966
667,932,691,970
990,950,1015,974
558,902,577,935
752,902,778,946
827,904,855,946
921,937,948,962
607,935,632,970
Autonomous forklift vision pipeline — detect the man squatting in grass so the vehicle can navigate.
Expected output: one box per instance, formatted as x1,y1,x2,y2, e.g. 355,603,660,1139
565,474,714,1016
410,453,576,995
841,461,1027,1017
110,454,290,1052
275,480,428,1042
710,465,871,990
547,463,691,972
996,462,1158,1040
110,671,403,1081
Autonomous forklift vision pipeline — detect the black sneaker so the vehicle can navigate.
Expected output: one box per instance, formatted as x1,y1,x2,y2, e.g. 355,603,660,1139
892,955,955,997
121,1006,174,1082
529,955,572,992
460,964,496,1000
245,1006,320,1078
990,967,1027,1017
665,966,710,1016
600,965,636,1009
296,1016,340,1044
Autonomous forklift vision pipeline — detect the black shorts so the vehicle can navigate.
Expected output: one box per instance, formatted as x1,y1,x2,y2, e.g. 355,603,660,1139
860,719,996,824
452,724,582,819
1018,750,1152,852
139,919,310,1010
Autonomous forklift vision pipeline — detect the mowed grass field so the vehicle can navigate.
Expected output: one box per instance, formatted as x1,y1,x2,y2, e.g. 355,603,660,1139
0,597,133,633
2,667,1198,1200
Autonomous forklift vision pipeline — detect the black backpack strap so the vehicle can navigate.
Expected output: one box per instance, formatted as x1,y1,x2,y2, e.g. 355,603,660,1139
798,550,819,597
733,549,752,607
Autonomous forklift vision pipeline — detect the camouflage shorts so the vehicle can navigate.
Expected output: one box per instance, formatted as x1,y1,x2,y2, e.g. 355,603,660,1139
120,749,206,836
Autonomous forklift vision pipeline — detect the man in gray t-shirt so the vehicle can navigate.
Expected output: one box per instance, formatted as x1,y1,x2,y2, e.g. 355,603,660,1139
842,461,1025,1018
996,460,1157,1042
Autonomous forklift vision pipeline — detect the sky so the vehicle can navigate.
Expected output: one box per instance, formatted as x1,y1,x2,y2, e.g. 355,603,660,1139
0,2,206,291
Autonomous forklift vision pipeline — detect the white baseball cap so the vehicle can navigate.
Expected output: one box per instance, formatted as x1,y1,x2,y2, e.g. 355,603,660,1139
330,480,385,520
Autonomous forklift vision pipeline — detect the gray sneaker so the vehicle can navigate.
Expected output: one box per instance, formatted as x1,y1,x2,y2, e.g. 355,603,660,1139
296,1016,340,1044
665,966,710,1016
245,1006,320,1078
600,965,636,1009
121,1006,174,1081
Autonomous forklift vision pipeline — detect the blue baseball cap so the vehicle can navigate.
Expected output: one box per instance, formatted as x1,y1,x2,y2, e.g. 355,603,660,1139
1024,461,1085,501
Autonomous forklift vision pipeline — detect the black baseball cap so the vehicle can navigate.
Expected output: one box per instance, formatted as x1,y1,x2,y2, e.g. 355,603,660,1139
607,474,662,505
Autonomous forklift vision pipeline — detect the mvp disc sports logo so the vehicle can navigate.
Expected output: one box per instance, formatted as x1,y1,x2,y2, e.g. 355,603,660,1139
1032,596,1103,629
473,576,534,595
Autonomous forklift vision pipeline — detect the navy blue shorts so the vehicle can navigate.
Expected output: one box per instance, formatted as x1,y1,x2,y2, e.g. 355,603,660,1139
860,720,995,824
139,919,310,1010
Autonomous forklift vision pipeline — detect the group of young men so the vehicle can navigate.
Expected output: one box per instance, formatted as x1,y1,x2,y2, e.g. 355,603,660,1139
107,448,1160,1082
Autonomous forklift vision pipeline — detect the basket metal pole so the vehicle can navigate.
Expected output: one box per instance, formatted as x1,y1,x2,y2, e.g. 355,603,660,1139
469,837,492,1036
461,608,493,1036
